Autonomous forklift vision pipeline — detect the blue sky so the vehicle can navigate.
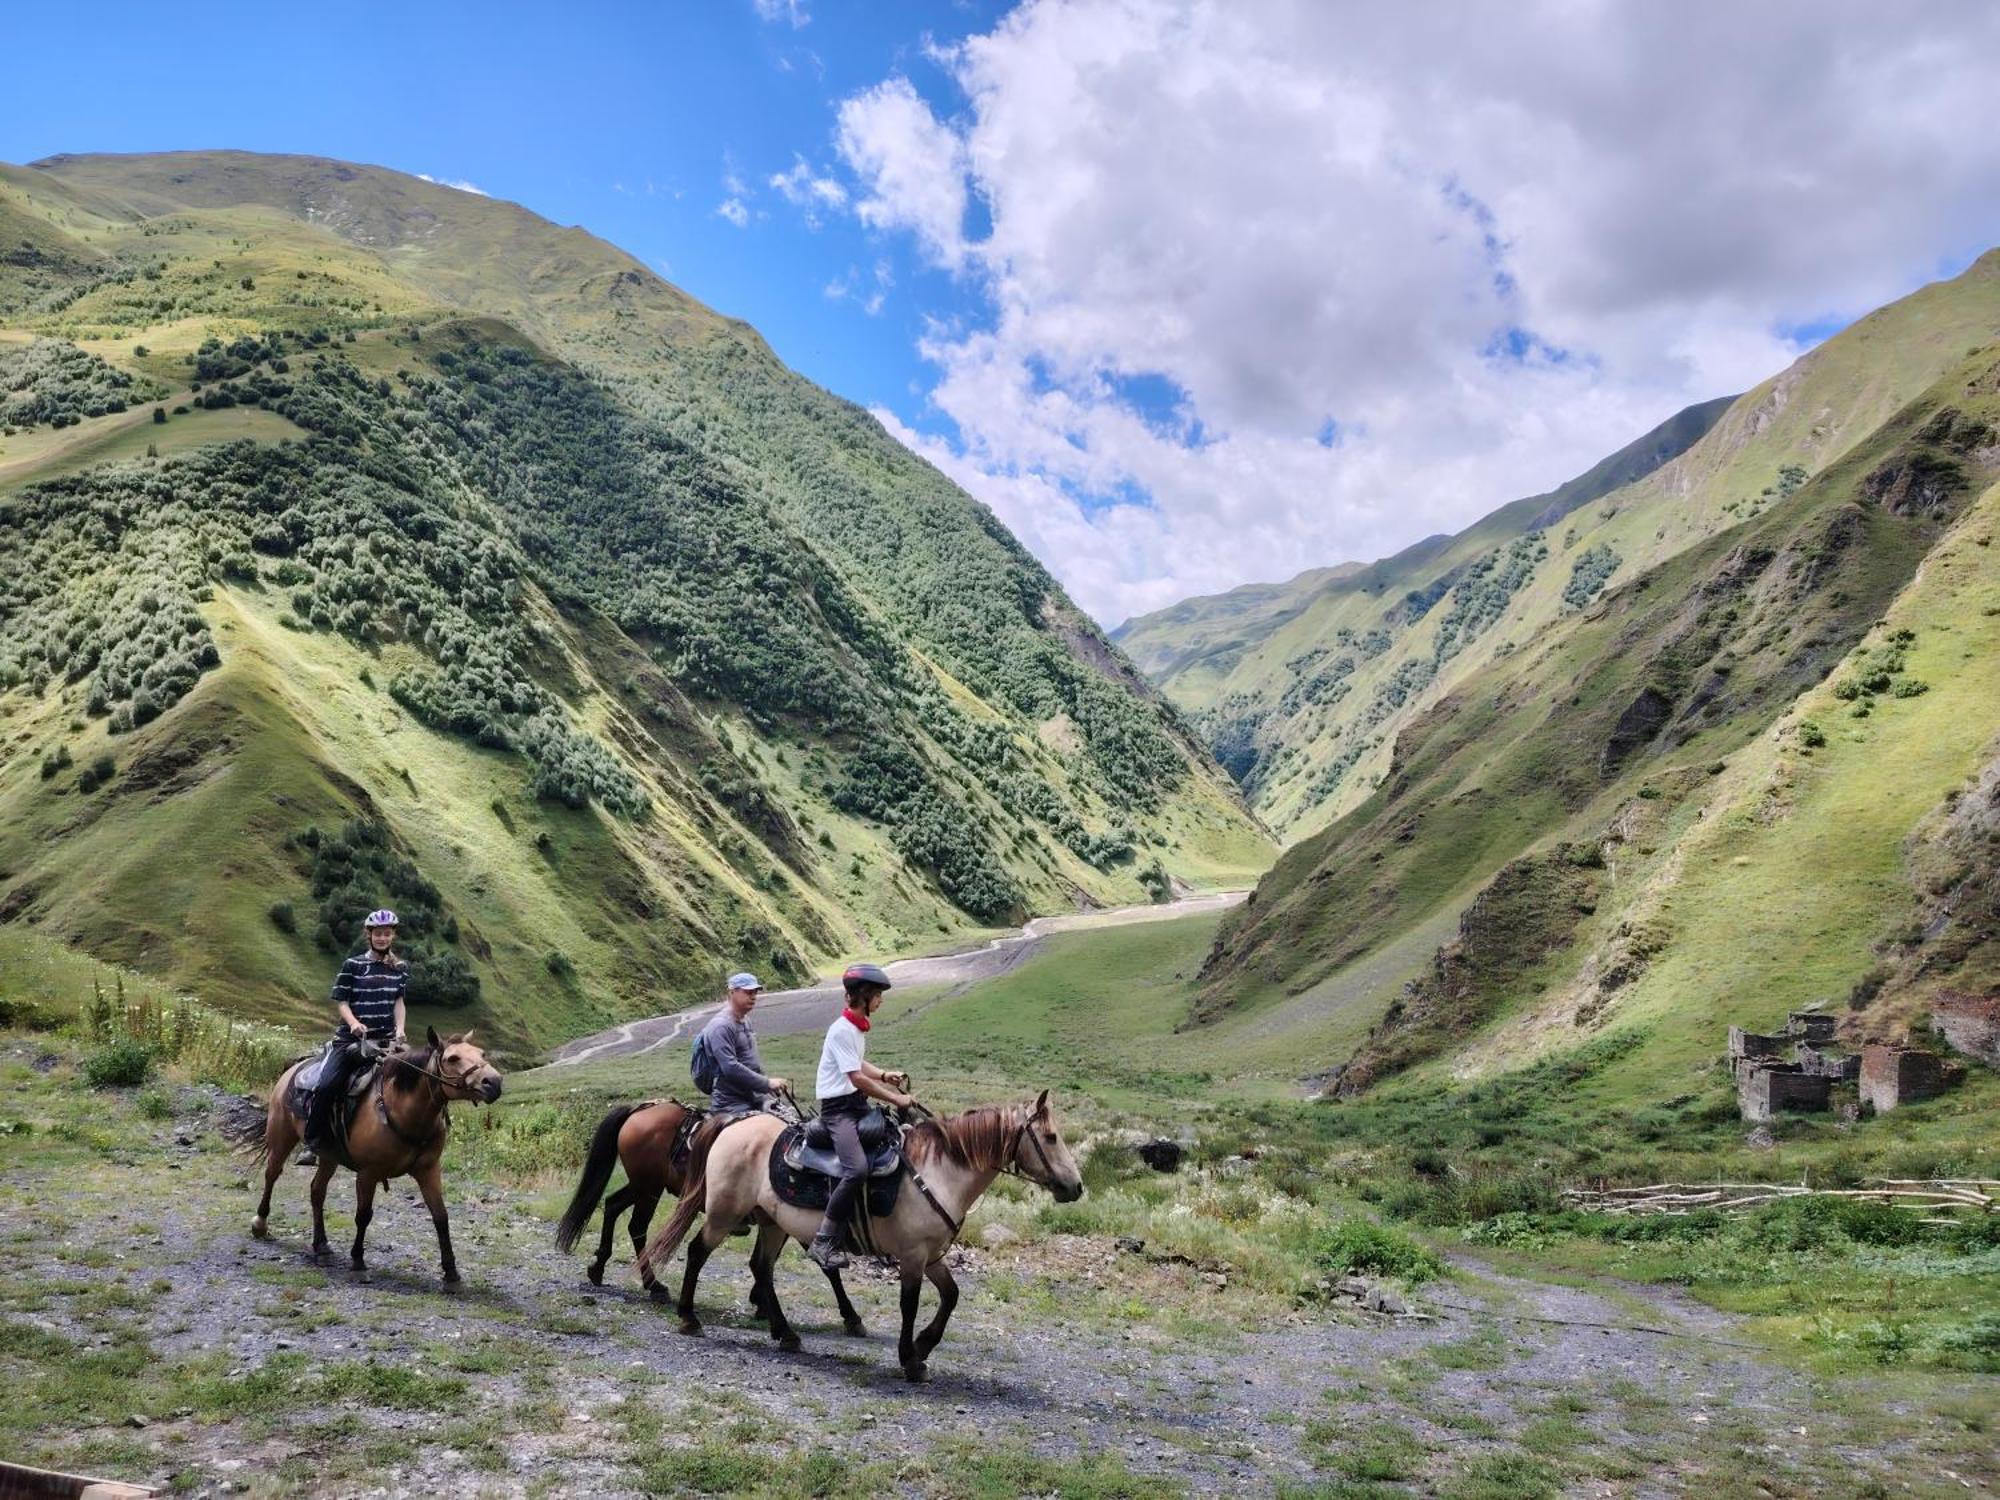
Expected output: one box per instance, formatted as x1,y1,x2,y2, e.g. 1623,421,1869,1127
7,2,1999,625
0,0,989,440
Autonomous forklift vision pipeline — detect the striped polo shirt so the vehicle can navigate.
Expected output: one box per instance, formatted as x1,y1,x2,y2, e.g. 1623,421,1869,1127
331,953,408,1040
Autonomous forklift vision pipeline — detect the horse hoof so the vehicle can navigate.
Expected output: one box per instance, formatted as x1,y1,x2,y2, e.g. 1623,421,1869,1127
677,1319,703,1338
777,1332,801,1352
843,1321,868,1339
904,1362,929,1384
647,1283,672,1304
442,1271,462,1287
310,1245,330,1262
250,1219,269,1240
585,1263,605,1287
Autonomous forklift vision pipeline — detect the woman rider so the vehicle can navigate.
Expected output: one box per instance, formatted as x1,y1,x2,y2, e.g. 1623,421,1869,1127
304,908,409,1152
806,963,914,1270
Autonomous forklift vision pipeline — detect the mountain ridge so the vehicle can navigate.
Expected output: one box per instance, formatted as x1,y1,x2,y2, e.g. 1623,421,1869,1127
0,150,1270,1057
1119,251,2000,841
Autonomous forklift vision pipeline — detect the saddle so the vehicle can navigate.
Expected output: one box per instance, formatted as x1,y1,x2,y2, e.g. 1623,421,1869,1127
769,1110,903,1223
287,1042,380,1152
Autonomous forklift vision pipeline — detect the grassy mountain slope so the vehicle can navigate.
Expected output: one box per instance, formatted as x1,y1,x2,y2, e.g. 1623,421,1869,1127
1120,254,2000,840
1197,336,2000,1099
0,152,1268,1057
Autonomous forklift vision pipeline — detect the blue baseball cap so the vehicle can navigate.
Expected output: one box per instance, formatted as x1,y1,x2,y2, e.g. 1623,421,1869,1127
727,972,764,992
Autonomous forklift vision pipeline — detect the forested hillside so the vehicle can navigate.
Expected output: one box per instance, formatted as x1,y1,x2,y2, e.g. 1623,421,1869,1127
1191,290,2000,1100
1120,254,2000,841
0,152,1268,1057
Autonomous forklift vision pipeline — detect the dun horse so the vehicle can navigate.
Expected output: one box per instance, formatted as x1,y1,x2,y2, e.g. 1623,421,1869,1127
554,1100,868,1334
228,1027,503,1282
639,1091,1082,1381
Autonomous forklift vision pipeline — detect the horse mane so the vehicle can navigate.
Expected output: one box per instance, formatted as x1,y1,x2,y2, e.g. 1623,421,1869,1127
904,1104,1020,1173
384,1043,440,1096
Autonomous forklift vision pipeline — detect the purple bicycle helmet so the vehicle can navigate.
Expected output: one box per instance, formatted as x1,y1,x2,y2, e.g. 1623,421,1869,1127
363,909,399,929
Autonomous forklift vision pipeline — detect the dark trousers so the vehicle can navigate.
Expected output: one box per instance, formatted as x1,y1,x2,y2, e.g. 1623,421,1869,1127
818,1092,870,1238
305,1033,375,1149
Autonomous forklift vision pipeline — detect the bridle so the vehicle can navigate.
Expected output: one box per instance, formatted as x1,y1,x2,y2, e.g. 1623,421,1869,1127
375,1049,487,1153
899,1101,1069,1239
1007,1110,1060,1187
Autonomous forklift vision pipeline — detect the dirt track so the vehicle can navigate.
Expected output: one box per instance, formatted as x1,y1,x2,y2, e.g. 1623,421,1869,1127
4,1045,1996,1497
543,891,1247,1069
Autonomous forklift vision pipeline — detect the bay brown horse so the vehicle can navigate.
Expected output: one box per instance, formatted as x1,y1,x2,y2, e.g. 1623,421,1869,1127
229,1027,503,1282
554,1100,867,1335
639,1091,1082,1381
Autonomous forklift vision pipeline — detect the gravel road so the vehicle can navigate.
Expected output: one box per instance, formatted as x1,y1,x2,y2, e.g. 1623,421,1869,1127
543,891,1247,1068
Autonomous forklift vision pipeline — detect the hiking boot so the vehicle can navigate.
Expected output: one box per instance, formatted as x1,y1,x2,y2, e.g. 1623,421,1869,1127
805,1235,850,1271
295,1149,319,1167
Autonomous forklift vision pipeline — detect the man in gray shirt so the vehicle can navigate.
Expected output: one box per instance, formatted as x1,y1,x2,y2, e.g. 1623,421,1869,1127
701,971,789,1115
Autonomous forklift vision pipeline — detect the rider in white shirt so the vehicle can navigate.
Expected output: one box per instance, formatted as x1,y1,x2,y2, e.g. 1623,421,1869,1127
806,963,913,1270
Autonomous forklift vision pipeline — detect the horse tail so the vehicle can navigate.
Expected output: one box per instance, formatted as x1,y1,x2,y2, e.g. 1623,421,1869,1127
218,1090,273,1155
637,1117,724,1279
555,1102,643,1253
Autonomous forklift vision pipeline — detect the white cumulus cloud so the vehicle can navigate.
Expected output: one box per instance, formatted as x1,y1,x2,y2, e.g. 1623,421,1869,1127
416,173,489,196
826,0,2000,625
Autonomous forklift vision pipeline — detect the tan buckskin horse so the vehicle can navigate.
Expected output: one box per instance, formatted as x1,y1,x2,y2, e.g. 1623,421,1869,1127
639,1091,1082,1382
553,1100,868,1335
229,1028,503,1283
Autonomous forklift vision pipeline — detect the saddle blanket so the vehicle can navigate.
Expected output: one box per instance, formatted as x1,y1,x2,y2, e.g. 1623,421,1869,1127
768,1123,902,1219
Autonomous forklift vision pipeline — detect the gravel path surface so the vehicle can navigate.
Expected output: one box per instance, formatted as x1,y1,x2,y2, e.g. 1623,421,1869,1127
9,1089,1994,1497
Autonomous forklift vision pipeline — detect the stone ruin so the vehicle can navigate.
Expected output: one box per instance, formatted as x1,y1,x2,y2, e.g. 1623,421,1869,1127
1727,1011,1857,1122
1725,996,1990,1124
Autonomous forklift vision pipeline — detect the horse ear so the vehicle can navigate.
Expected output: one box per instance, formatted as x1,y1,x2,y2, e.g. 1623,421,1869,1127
459,1029,477,1046
1032,1088,1050,1120
426,1025,443,1051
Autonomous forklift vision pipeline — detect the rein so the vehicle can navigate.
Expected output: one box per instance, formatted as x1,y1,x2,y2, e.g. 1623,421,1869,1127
897,1104,1055,1240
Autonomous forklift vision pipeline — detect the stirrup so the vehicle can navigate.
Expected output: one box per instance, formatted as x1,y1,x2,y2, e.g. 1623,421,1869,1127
806,1236,850,1271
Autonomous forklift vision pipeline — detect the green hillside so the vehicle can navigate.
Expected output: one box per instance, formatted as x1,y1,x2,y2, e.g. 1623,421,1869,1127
0,151,1269,1058
1196,332,2000,1096
1119,253,2000,840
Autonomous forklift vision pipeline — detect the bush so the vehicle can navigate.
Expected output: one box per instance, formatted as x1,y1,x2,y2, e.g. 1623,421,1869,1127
267,901,297,934
1798,720,1827,748
83,1038,155,1088
1309,1217,1443,1283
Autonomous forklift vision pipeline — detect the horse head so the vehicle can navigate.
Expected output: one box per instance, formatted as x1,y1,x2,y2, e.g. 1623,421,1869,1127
427,1025,504,1104
1012,1089,1083,1203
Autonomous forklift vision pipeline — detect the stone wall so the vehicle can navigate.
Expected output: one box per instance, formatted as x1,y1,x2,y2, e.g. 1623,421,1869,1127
1796,1043,1860,1081
1736,1065,1833,1123
1859,1045,1950,1113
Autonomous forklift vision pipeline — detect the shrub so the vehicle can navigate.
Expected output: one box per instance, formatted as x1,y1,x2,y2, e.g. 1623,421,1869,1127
83,1038,155,1088
545,949,575,979
1798,720,1827,748
1309,1217,1443,1283
267,901,297,934
1893,679,1929,698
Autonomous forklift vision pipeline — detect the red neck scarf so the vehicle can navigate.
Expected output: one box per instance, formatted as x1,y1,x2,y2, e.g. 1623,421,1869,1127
842,1006,872,1033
